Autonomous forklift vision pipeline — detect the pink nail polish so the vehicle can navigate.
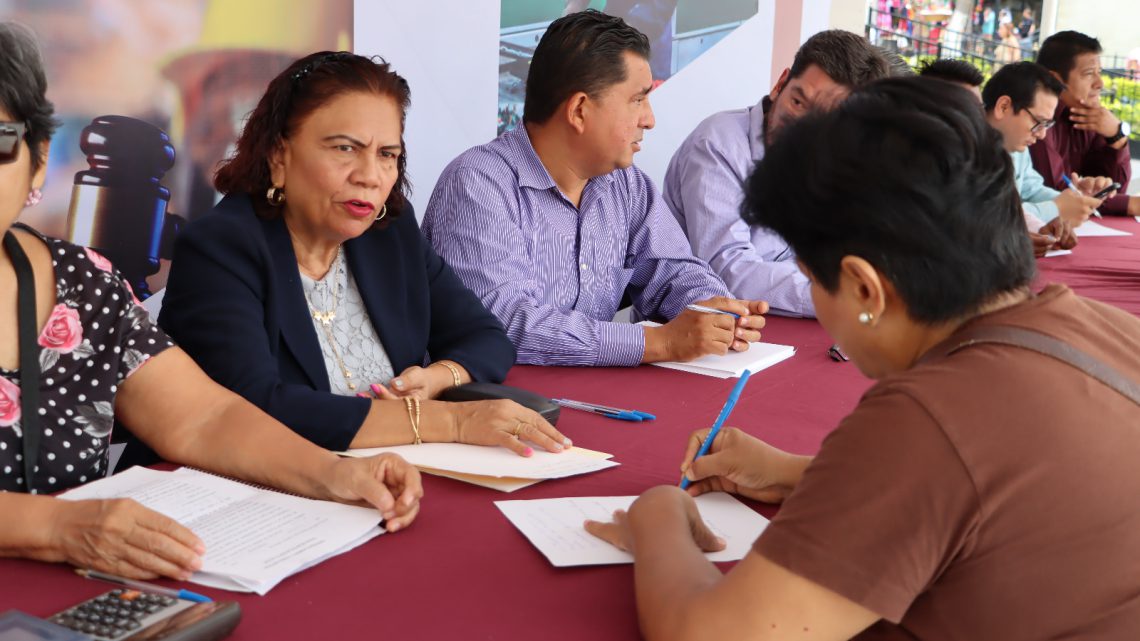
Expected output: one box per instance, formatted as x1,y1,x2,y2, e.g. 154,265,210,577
356,392,370,398
370,383,383,395
524,447,534,456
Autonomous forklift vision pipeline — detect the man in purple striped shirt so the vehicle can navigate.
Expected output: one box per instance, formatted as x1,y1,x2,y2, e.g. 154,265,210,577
663,31,888,318
422,10,768,367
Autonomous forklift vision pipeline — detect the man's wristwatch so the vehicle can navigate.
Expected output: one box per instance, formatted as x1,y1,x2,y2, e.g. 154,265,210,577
1105,121,1130,145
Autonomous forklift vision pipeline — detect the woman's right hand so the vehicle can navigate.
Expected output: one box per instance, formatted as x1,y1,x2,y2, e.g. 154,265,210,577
447,399,571,457
679,427,804,504
39,498,204,580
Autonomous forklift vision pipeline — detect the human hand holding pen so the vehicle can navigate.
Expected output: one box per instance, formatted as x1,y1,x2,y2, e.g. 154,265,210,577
678,427,808,504
642,296,769,363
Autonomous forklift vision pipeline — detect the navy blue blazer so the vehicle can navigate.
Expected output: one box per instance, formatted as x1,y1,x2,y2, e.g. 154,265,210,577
158,193,516,450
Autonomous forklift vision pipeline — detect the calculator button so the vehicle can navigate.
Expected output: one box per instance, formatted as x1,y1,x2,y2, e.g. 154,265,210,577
126,620,141,630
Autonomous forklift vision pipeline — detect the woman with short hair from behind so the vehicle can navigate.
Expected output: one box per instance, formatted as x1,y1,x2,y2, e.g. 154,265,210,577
584,76,1140,640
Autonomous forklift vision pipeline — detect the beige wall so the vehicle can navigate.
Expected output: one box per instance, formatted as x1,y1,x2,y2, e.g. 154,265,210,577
1049,0,1140,58
830,0,868,33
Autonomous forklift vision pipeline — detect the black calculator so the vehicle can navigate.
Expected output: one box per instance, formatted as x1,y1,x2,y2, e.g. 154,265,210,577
32,588,240,640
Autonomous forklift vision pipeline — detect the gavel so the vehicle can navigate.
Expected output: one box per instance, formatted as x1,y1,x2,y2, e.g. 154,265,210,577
66,115,186,300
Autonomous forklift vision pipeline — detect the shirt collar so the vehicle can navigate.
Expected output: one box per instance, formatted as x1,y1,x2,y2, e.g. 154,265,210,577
505,124,615,192
748,96,771,163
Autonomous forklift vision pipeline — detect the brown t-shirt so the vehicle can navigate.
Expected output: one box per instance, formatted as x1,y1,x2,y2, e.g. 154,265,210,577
755,285,1140,640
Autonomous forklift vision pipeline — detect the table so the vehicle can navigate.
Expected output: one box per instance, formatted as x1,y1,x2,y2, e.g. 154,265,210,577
2,217,1137,640
1035,216,1140,315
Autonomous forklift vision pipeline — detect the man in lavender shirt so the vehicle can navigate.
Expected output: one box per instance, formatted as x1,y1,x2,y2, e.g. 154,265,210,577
422,10,768,367
663,31,888,318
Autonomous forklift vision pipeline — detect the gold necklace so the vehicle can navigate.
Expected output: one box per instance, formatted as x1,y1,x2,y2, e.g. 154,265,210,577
303,248,356,391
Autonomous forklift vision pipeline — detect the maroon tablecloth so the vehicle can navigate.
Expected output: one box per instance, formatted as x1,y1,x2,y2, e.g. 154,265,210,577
0,317,870,640
1035,216,1140,315
2,221,1136,639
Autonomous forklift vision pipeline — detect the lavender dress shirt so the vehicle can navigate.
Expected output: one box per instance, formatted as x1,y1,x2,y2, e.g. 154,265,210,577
421,126,729,367
663,98,815,317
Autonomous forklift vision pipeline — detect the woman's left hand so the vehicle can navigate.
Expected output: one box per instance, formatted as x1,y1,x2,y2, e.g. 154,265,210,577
322,453,423,533
364,365,452,401
583,486,726,554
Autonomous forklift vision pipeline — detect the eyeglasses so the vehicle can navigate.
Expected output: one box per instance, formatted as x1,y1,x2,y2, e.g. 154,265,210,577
0,122,27,165
1025,111,1055,135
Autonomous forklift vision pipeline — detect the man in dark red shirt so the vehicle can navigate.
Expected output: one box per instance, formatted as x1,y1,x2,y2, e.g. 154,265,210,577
1031,31,1136,217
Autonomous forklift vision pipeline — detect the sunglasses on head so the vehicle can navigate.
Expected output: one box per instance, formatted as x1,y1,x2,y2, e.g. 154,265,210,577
0,122,27,165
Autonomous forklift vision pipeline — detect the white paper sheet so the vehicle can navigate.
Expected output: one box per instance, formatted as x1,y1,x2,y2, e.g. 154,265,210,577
1074,220,1132,237
495,493,770,567
58,467,383,595
1043,249,1073,258
340,443,618,479
638,321,795,378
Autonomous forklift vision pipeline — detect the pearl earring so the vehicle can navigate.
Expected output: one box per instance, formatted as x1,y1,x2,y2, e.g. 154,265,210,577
858,312,874,324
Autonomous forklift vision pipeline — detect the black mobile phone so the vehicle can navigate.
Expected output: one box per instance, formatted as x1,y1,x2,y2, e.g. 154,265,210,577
1093,182,1122,199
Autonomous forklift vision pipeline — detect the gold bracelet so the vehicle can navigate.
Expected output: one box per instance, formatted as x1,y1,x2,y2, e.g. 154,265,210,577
404,396,422,444
435,361,462,388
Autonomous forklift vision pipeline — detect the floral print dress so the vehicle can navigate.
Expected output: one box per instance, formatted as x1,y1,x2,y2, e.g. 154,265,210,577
0,226,173,494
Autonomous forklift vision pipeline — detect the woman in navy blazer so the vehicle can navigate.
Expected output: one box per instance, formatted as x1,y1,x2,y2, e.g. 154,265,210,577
159,52,569,456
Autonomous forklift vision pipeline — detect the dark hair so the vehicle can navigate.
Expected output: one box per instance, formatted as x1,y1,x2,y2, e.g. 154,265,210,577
982,61,1064,112
0,22,60,172
1036,30,1102,80
878,46,915,77
523,10,650,125
215,51,411,225
742,77,1033,324
789,30,889,88
919,58,984,88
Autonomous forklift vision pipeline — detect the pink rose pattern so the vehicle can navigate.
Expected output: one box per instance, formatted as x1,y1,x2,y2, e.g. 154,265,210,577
84,247,114,273
0,376,19,428
1,230,173,492
38,304,83,354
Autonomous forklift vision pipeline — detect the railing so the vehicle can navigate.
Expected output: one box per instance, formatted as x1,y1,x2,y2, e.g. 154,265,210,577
866,7,1138,155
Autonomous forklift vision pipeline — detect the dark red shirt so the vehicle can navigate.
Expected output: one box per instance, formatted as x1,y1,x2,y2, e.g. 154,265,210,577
1028,103,1132,216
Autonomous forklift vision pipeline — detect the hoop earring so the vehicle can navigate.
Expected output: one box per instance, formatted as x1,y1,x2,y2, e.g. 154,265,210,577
24,188,43,208
858,312,874,325
266,186,286,206
375,204,387,223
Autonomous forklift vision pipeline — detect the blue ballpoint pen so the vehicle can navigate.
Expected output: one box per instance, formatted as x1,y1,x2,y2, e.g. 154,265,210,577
76,569,213,603
686,303,741,319
552,398,657,421
1061,174,1102,217
552,399,645,422
680,369,753,489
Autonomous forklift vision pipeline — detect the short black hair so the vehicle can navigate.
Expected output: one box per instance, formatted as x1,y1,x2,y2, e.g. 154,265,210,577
919,58,984,88
742,77,1033,324
0,22,60,172
789,30,889,88
982,61,1064,112
523,10,650,125
1036,30,1102,80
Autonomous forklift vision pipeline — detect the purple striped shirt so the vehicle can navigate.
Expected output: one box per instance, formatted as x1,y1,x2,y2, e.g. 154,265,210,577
663,99,816,318
421,126,729,367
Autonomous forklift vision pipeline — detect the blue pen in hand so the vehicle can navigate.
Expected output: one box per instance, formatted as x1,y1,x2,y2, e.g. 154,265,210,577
680,369,753,490
1060,174,1102,218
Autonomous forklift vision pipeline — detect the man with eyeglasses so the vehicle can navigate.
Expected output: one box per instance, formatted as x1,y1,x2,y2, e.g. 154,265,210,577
1032,31,1136,218
983,62,1112,246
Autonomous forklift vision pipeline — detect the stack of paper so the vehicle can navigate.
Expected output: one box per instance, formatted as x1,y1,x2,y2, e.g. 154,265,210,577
341,443,618,492
495,493,770,567
1075,220,1132,237
58,467,383,594
639,321,794,378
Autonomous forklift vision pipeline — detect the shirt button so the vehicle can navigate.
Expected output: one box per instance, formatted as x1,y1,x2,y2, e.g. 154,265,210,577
580,263,589,271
